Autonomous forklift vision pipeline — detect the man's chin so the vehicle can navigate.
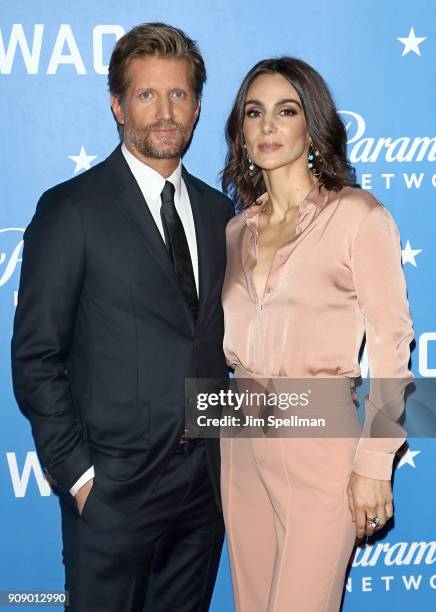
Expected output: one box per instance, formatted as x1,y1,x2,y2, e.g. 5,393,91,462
127,134,187,160
146,148,183,160
140,141,186,160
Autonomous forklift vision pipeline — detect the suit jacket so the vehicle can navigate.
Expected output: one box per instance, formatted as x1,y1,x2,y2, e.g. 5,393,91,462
11,144,234,512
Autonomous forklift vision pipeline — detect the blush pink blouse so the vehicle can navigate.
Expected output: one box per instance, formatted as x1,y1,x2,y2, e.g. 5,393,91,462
222,184,414,480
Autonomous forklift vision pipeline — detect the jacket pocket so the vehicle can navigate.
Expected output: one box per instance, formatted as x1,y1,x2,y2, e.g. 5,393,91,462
80,398,150,456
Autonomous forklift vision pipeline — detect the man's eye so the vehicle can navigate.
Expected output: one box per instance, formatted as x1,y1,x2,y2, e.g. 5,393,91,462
173,90,186,98
140,91,152,99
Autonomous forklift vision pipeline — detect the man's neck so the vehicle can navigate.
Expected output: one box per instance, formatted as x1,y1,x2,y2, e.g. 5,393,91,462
123,141,180,179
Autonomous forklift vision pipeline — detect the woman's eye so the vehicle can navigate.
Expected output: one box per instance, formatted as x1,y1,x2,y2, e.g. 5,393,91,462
280,108,296,116
246,109,261,118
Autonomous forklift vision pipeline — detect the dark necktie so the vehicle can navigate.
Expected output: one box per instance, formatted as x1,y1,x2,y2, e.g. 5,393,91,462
160,181,199,321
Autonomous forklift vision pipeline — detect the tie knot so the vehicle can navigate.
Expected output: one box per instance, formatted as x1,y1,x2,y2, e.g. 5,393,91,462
161,181,175,205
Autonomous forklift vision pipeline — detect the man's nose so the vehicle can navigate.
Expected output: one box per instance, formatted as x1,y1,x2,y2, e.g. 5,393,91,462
155,96,173,121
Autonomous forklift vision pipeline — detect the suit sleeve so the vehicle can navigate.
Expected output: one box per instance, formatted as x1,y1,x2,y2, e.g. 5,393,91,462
350,204,414,480
11,190,91,493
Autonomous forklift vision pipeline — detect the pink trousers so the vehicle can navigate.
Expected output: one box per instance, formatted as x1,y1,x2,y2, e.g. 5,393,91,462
220,434,359,612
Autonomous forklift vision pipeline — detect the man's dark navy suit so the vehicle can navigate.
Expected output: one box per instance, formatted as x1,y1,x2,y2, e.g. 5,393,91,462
11,145,234,611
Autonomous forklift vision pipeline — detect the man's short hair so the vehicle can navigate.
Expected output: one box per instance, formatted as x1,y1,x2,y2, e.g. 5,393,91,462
108,22,207,102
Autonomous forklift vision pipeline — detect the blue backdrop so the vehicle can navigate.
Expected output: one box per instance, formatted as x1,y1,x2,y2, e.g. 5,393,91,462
1,1,435,610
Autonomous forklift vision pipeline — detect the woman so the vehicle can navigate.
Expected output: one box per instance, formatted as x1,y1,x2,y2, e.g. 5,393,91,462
220,57,414,612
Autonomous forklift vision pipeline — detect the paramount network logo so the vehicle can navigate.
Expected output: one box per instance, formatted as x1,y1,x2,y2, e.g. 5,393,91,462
353,542,436,567
347,541,436,593
339,111,436,164
0,228,23,293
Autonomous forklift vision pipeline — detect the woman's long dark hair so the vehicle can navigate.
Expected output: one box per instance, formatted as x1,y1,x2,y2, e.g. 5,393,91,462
222,57,356,210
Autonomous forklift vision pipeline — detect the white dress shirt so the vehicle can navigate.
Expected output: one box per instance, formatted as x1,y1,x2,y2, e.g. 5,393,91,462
121,142,199,293
70,144,199,496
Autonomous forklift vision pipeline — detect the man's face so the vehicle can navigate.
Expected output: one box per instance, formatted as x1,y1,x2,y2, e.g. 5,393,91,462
111,56,200,161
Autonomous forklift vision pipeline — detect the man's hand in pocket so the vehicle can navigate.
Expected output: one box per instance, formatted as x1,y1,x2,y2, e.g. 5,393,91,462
75,479,94,515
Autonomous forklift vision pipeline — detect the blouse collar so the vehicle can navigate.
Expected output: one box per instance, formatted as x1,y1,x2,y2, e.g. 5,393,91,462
244,183,330,238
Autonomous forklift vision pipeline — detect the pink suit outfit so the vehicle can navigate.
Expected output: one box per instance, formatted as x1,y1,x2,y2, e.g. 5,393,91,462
220,184,414,611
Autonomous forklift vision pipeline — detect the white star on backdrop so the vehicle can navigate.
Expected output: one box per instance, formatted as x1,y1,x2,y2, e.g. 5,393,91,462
397,27,426,56
401,240,422,267
398,448,421,468
68,146,98,174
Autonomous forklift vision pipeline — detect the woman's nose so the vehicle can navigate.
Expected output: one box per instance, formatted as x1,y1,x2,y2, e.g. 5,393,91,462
260,116,275,135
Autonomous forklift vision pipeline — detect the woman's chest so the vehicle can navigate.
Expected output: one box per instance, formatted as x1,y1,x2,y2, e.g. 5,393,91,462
225,221,357,310
252,222,299,301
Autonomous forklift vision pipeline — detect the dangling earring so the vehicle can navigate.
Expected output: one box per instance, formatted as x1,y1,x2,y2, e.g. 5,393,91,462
243,143,256,178
308,142,323,177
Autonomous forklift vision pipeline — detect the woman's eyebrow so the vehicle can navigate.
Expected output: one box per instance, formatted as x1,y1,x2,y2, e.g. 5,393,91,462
245,98,263,106
245,98,302,109
275,98,302,108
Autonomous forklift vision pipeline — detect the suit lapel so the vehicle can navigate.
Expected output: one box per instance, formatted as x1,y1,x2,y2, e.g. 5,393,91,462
182,166,210,326
104,146,195,332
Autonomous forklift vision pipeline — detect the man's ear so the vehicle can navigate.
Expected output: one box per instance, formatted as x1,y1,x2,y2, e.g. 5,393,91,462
193,98,201,122
111,94,124,126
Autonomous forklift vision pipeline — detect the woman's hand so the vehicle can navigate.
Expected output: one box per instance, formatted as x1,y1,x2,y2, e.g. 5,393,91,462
347,471,393,540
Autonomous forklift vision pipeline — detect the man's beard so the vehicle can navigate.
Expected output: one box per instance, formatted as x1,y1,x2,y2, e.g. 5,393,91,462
124,120,192,160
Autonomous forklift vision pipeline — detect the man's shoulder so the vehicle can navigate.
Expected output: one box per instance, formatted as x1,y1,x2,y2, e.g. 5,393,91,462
41,158,107,203
183,169,234,216
35,151,117,220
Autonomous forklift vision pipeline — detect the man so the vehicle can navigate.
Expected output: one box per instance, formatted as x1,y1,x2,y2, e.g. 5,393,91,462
11,23,233,612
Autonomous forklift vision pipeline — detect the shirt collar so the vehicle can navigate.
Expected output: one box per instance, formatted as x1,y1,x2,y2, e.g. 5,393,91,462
244,183,330,237
121,142,182,201
246,183,328,216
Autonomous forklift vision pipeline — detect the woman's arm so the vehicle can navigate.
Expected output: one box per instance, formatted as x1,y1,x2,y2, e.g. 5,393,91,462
350,202,414,481
347,201,414,539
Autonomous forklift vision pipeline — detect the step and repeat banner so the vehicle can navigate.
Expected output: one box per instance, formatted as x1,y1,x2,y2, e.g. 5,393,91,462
1,1,435,610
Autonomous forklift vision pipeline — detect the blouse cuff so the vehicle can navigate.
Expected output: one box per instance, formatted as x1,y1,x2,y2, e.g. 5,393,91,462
352,446,395,480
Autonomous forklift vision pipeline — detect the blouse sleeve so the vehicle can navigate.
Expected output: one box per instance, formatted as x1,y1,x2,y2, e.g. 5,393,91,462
350,203,414,480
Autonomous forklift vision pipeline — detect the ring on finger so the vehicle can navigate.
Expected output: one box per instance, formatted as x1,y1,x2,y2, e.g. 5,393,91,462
367,516,381,529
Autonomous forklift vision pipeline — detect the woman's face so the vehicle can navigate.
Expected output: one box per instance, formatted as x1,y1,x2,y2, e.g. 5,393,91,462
242,73,311,173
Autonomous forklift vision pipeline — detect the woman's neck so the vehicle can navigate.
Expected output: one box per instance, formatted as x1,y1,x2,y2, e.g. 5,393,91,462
262,164,319,222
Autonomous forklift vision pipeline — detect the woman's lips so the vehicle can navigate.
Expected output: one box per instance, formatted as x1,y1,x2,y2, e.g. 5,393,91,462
258,142,282,152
